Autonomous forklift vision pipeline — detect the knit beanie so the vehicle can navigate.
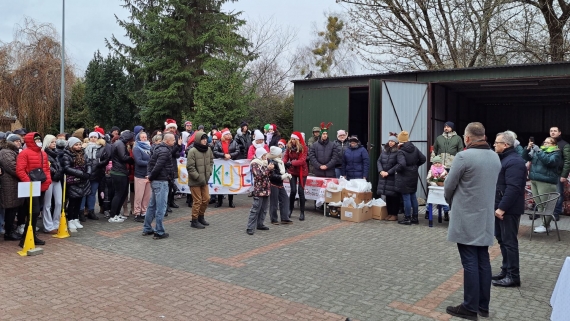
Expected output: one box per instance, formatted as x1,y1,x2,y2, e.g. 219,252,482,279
254,130,264,141
255,147,267,159
337,130,347,138
67,137,82,148
7,134,22,143
348,135,359,143
397,131,409,143
264,124,271,131
444,121,455,131
267,146,282,159
134,125,144,136
432,155,442,164
89,132,100,138
387,136,399,143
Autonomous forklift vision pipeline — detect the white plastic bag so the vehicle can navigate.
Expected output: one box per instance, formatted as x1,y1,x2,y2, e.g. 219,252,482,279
341,197,357,208
328,201,343,207
366,198,386,207
325,182,343,192
345,179,372,193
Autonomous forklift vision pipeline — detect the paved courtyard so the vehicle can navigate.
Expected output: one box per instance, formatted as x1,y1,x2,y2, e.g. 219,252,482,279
1,195,569,320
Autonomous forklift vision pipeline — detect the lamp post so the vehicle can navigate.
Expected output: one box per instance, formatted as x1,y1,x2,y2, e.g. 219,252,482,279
59,0,65,133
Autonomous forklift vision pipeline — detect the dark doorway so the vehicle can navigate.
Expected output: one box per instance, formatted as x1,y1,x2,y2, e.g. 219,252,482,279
348,87,369,147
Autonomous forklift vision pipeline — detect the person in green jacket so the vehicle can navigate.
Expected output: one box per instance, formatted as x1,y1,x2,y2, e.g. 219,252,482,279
549,126,570,221
433,121,464,169
187,130,214,229
522,136,562,233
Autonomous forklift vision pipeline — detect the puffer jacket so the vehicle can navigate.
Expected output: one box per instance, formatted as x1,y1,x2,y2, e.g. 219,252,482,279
235,129,252,159
283,145,308,177
333,139,349,168
0,140,25,209
187,133,214,187
309,138,339,178
268,157,288,187
61,148,91,199
111,131,134,175
133,141,152,179
342,143,370,180
147,143,173,181
495,147,527,216
395,142,426,194
522,146,562,184
16,132,52,192
376,144,399,197
45,148,64,182
213,139,240,160
250,158,271,197
85,139,111,181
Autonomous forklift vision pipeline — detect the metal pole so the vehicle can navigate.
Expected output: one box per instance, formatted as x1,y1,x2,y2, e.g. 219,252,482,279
59,0,65,133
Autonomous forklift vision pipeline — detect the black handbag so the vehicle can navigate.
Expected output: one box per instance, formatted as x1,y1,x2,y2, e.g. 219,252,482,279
28,152,47,183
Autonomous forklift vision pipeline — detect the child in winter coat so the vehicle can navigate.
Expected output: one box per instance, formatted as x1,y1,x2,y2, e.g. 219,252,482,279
426,155,448,186
246,148,274,235
267,146,293,224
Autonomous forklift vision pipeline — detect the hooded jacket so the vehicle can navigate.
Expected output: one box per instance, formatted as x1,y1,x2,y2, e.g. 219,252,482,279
395,142,426,194
133,136,152,179
111,131,135,175
45,147,64,182
61,147,92,198
0,140,25,209
186,131,214,187
376,144,399,196
16,132,52,192
522,146,562,184
342,142,370,180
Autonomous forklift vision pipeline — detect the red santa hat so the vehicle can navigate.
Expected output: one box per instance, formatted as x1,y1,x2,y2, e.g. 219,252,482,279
220,128,231,137
94,126,105,136
164,119,177,130
278,139,287,147
290,131,305,146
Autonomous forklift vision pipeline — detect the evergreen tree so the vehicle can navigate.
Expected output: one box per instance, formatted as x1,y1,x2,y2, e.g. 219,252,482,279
107,0,252,126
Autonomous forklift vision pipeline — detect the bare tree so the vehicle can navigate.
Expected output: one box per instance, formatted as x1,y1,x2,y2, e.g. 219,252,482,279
0,18,75,134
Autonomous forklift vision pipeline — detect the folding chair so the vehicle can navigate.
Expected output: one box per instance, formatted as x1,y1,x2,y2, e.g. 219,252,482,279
525,192,561,241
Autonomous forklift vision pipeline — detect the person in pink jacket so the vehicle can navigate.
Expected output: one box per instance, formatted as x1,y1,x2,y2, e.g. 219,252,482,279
247,130,269,159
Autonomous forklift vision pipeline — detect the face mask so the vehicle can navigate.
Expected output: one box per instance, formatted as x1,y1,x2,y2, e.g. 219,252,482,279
36,142,42,148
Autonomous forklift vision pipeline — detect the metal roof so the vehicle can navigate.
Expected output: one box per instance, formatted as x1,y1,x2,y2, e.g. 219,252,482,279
291,61,570,83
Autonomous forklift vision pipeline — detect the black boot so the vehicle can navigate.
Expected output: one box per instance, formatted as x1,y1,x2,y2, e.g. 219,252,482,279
209,197,217,204
398,216,411,225
87,210,99,220
34,235,46,245
228,195,235,208
191,219,205,229
299,211,305,221
186,195,193,207
170,202,179,209
198,215,209,226
411,215,419,224
215,195,223,208
444,211,449,221
4,232,21,241
79,209,87,222
289,198,295,218
425,213,429,219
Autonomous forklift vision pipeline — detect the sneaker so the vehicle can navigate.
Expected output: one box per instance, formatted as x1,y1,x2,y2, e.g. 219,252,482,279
108,216,125,223
153,232,169,239
74,219,84,229
533,225,548,233
67,219,77,229
17,224,25,235
118,214,128,220
134,216,145,223
142,230,154,236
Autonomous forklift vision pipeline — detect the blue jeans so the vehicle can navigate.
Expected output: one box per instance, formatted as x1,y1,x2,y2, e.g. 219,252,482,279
554,180,563,216
457,243,491,313
86,180,100,211
143,180,168,235
80,196,86,212
335,168,342,179
402,192,418,217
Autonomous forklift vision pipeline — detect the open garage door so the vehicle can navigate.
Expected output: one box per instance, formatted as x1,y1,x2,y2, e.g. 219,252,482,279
381,81,429,198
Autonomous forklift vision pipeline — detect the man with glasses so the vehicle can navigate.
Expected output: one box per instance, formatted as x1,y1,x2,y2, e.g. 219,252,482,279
549,126,570,221
444,122,501,320
491,132,527,288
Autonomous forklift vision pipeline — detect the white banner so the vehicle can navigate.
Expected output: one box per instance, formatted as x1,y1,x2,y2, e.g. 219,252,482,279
176,158,337,204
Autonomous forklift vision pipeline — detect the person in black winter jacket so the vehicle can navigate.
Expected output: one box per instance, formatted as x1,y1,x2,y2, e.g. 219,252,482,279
394,131,426,225
62,137,92,231
309,127,339,178
164,119,182,210
212,128,240,207
491,132,527,287
109,131,134,222
235,122,252,159
267,146,293,224
42,135,64,233
333,130,349,178
377,135,400,221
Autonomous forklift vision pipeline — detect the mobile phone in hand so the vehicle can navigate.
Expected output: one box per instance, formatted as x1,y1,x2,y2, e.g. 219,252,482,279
529,136,534,143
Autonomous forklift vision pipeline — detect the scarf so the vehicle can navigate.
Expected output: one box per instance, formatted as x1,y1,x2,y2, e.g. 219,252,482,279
541,145,558,153
84,142,101,160
466,140,490,150
430,165,444,177
135,140,151,155
442,131,457,139
266,132,273,145
194,141,209,153
222,140,230,154
253,141,265,149
70,148,85,167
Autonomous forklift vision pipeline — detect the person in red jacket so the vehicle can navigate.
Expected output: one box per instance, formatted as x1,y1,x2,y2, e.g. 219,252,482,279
283,131,308,221
15,132,52,247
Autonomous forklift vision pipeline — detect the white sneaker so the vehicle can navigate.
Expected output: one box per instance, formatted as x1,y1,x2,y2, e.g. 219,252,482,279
17,224,25,235
68,219,77,229
74,219,84,229
534,225,548,233
108,216,125,223
118,214,128,220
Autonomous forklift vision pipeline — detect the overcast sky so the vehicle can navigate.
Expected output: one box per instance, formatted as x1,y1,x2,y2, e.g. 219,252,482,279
1,0,341,75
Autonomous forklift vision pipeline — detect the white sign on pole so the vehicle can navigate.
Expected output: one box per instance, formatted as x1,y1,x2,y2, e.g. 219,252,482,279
18,182,41,198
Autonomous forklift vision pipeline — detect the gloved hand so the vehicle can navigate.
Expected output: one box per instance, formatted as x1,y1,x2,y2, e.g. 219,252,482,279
532,144,540,152
281,173,292,180
285,161,292,169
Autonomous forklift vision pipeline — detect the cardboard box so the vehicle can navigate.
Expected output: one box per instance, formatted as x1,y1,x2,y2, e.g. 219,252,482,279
341,206,372,223
325,190,342,203
341,190,373,204
370,206,389,220
326,205,341,219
